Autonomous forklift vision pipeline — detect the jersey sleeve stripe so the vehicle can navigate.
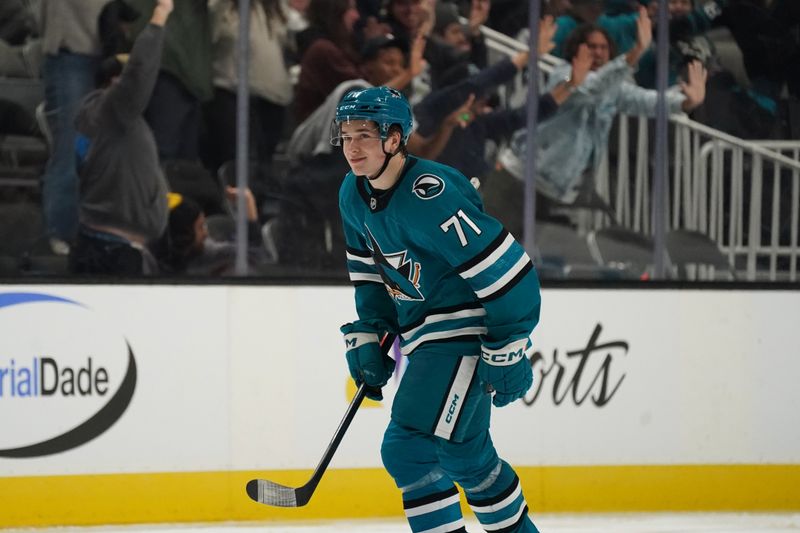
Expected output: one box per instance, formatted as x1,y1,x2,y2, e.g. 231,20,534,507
475,255,532,299
479,261,533,303
455,229,510,275
460,232,516,279
349,272,383,283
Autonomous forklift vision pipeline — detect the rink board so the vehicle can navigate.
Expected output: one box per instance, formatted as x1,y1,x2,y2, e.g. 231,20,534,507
0,285,799,526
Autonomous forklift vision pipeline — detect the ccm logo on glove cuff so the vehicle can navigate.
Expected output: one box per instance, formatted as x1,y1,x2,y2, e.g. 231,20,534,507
344,332,379,349
481,339,529,366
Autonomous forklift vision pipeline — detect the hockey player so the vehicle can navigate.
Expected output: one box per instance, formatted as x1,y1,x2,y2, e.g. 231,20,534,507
335,86,541,533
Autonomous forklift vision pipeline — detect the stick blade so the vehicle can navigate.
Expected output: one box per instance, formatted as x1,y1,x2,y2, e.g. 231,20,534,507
246,478,301,507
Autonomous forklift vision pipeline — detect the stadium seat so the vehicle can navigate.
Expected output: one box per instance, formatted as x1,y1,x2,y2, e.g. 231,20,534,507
587,226,655,280
665,229,736,281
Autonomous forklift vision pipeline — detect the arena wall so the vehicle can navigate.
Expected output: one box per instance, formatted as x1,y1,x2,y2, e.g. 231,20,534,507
0,285,798,527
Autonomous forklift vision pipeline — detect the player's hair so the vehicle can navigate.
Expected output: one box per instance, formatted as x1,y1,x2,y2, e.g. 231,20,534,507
388,124,408,155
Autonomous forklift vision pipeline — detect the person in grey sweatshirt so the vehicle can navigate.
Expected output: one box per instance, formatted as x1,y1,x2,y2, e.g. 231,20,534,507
69,0,174,276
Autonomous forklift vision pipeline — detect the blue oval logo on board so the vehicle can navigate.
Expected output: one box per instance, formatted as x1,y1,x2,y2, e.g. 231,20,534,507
412,174,445,200
0,292,136,458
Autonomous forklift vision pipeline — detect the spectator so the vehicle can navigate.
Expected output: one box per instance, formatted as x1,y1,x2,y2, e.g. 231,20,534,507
424,0,489,90
550,0,728,62
722,0,800,101
635,0,727,89
155,188,264,274
204,0,293,173
38,0,111,255
352,0,393,49
126,0,213,161
98,0,142,58
485,10,707,235
69,0,173,276
293,0,362,122
416,37,592,185
285,0,311,37
551,0,639,57
381,0,428,46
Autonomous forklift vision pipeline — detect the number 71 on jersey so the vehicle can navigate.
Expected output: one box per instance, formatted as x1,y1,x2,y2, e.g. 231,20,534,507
440,209,482,247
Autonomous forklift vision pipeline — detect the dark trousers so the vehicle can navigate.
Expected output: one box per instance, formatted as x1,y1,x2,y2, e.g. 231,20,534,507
69,227,144,276
202,87,287,173
144,71,202,161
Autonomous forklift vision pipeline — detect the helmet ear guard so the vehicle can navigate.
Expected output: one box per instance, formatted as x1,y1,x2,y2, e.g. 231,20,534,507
332,86,414,145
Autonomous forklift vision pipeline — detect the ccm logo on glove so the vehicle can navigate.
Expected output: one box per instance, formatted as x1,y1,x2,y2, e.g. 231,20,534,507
480,339,529,366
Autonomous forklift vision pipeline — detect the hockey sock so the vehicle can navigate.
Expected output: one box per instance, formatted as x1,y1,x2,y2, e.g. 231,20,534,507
402,476,467,533
465,460,539,533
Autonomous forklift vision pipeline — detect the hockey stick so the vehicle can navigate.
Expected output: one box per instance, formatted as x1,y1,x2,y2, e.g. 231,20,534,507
246,333,396,507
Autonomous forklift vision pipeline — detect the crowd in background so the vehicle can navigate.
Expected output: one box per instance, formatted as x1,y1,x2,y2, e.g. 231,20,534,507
0,0,798,277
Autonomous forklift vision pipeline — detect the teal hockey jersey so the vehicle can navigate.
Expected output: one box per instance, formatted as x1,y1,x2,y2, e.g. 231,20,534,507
339,156,541,358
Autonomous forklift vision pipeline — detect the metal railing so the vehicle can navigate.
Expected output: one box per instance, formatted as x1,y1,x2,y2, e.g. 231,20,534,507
481,25,800,281
594,115,800,281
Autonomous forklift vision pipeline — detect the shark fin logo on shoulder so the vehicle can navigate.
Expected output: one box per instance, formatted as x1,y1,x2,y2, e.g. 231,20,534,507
412,174,445,200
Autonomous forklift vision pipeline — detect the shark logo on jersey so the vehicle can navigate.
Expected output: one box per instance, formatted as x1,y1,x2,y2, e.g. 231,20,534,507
412,174,445,200
365,227,424,301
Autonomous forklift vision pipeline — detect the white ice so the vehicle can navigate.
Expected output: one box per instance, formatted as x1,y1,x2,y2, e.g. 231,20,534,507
5,514,800,533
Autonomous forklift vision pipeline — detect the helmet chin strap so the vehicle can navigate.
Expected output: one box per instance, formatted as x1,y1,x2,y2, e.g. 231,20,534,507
359,142,402,183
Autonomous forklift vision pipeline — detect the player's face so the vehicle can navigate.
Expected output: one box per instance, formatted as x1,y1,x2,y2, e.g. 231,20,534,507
340,120,387,175
585,31,610,70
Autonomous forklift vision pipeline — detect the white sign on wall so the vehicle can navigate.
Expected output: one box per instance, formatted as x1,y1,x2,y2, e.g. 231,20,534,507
1,286,798,479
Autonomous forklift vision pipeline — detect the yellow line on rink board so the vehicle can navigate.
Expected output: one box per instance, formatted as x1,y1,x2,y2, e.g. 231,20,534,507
1,465,799,527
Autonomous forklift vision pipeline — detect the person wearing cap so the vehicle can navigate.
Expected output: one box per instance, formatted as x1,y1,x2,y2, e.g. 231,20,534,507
425,0,489,90
69,0,173,275
381,0,427,46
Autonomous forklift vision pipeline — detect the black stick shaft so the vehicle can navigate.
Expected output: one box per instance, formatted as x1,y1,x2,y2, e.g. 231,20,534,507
304,382,367,494
298,333,396,500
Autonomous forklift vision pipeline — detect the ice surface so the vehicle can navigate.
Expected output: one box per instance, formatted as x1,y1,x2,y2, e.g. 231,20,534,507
4,513,800,533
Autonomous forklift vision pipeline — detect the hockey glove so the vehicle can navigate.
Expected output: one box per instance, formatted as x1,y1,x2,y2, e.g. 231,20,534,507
478,338,533,407
341,323,396,401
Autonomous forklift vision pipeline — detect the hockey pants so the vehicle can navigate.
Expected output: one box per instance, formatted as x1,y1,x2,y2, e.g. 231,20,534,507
381,419,539,533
